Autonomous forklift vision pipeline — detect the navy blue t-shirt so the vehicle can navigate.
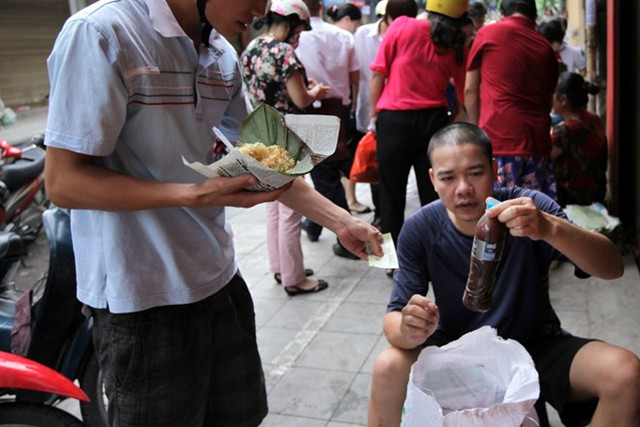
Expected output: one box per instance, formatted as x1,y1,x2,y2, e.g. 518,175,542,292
388,187,583,345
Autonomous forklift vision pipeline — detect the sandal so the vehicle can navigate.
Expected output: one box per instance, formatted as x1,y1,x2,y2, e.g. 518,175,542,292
274,268,314,285
350,205,372,214
385,268,395,279
285,279,329,296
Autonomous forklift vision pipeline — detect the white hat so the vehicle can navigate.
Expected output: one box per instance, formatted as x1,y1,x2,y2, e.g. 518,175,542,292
375,0,388,16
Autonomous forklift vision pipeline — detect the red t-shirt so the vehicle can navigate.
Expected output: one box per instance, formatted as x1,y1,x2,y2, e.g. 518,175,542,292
371,17,466,112
467,16,558,157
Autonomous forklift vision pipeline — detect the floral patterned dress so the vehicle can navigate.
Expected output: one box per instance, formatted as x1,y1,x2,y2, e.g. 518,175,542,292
551,110,608,206
241,35,308,114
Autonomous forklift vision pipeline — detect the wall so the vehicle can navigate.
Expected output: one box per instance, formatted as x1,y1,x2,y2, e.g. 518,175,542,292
0,1,70,107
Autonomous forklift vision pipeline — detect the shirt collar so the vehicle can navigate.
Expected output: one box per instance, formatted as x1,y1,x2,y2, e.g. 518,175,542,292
362,20,382,38
144,0,222,45
145,0,186,38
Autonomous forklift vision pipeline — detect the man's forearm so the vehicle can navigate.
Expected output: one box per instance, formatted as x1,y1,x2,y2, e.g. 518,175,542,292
542,212,624,279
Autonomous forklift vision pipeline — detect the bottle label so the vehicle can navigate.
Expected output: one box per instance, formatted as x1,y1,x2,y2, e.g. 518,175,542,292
472,238,499,262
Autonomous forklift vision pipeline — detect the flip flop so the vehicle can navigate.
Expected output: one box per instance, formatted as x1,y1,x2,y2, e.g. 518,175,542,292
350,206,372,214
285,279,329,296
274,268,314,285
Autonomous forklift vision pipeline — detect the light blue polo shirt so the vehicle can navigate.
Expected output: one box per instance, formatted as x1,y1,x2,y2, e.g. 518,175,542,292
45,0,248,313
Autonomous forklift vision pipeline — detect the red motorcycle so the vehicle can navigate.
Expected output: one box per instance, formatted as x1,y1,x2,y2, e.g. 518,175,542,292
0,350,88,426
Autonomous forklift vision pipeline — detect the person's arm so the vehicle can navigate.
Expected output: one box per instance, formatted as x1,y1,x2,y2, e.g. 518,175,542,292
349,69,360,112
490,197,624,279
278,178,383,258
383,295,439,350
44,147,290,211
464,69,480,124
286,70,329,109
369,71,385,128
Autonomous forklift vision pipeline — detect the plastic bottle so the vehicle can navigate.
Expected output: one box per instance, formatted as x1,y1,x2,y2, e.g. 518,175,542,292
462,199,507,312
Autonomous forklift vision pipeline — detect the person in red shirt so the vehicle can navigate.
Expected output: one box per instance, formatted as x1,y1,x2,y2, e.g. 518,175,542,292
369,0,470,277
464,0,559,199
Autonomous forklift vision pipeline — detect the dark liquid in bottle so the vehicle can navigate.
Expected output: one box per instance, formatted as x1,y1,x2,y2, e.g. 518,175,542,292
462,209,506,312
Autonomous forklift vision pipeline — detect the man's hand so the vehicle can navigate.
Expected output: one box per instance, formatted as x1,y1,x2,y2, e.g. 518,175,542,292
487,197,548,240
335,217,384,260
399,295,439,346
187,175,292,208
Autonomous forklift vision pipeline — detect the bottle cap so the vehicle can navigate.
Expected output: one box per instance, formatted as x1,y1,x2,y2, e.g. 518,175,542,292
485,199,500,210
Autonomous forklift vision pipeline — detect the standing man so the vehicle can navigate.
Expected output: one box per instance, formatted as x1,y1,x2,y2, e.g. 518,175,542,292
295,0,361,259
44,0,382,425
464,0,559,198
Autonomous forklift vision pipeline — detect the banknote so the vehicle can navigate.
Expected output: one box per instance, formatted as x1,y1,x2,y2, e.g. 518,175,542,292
366,233,399,269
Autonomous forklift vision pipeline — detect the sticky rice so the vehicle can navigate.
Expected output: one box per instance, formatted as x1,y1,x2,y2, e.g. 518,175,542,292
237,142,296,173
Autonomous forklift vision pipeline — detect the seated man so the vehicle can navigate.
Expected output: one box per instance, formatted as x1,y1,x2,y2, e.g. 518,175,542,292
367,122,640,427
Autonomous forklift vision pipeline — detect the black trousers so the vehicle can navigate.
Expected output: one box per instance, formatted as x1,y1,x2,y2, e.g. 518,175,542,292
376,107,449,243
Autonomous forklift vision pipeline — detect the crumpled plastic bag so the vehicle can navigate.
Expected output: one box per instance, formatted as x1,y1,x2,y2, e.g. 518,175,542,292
564,203,620,233
402,326,540,427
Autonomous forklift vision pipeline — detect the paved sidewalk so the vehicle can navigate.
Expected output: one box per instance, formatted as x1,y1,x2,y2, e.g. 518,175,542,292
231,187,640,427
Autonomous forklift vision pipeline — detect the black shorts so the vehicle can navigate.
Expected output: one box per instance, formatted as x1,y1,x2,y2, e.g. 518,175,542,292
89,274,267,427
526,329,598,427
425,329,597,427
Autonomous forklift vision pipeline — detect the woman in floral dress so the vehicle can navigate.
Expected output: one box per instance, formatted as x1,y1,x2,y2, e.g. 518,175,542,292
241,0,330,296
550,72,607,207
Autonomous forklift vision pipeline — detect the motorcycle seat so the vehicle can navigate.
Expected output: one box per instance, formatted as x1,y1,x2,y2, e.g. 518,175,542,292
0,231,26,259
1,146,46,193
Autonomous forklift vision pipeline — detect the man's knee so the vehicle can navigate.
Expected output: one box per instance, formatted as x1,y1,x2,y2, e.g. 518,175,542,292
372,346,419,386
604,349,640,398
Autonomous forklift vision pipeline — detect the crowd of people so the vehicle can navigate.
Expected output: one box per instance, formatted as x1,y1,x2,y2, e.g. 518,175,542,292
42,0,639,426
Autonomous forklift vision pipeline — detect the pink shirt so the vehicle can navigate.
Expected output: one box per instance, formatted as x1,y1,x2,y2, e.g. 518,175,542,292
370,17,466,112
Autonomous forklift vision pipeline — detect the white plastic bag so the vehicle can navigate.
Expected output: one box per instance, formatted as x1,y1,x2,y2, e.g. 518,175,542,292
402,326,540,427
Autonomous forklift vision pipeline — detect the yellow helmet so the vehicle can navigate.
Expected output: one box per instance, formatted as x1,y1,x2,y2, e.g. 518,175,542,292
426,0,469,18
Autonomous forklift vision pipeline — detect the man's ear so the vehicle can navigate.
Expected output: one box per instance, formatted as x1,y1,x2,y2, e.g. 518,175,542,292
428,168,436,187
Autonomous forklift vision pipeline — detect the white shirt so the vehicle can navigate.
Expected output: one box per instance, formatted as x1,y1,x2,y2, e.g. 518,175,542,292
295,16,358,105
559,42,586,73
353,20,383,132
46,0,245,312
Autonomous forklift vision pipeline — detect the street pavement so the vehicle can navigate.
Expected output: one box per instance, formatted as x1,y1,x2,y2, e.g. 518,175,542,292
3,110,640,426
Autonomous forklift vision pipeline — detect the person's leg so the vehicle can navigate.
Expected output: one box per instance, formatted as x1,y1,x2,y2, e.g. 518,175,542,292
376,110,414,244
206,275,268,426
306,161,350,237
568,341,640,427
367,346,422,427
370,183,381,226
265,201,280,276
518,156,558,201
413,108,448,206
493,156,521,191
342,176,371,213
90,303,215,426
276,202,304,287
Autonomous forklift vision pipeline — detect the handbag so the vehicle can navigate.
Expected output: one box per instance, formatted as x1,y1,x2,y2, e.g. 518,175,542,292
349,131,378,183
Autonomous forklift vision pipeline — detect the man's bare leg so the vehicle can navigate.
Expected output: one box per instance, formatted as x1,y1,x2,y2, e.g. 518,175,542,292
368,346,422,427
569,341,640,427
